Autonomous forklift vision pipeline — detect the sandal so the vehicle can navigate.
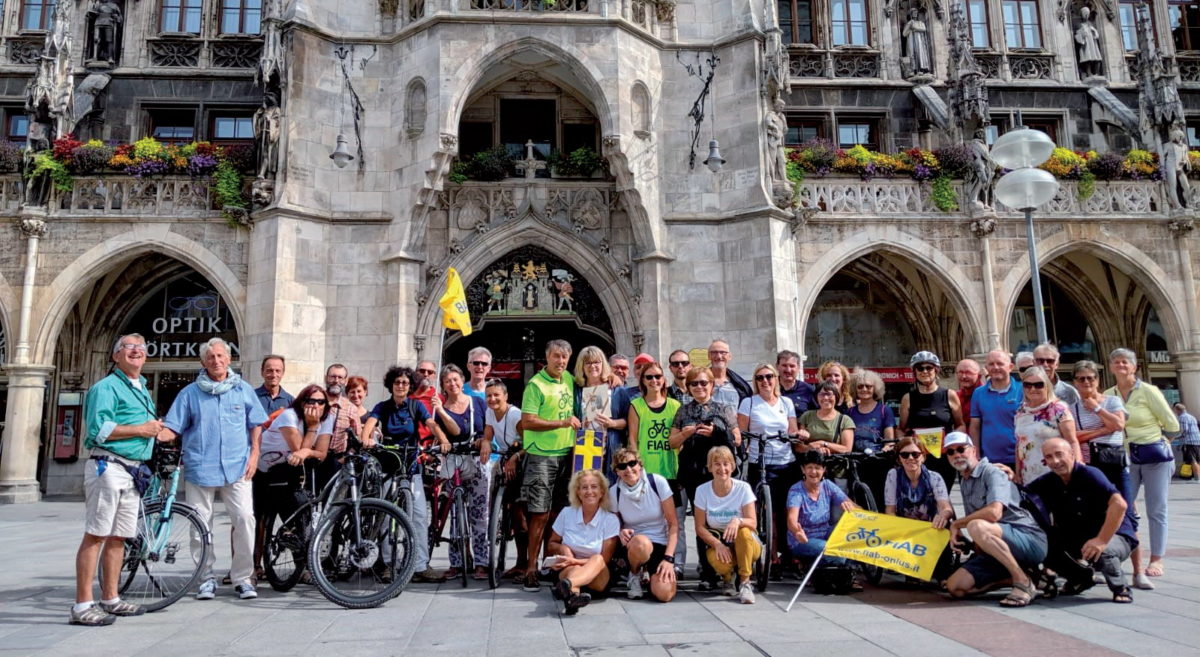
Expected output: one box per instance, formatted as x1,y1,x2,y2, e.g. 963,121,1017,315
472,566,489,580
502,566,524,581
1145,561,1165,577
999,581,1037,608
1112,586,1133,604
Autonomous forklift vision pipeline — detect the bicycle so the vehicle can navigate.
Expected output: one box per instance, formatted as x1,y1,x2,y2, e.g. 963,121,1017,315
739,431,801,593
486,442,522,589
426,441,483,589
260,458,331,593
112,442,211,612
307,429,418,608
824,450,890,584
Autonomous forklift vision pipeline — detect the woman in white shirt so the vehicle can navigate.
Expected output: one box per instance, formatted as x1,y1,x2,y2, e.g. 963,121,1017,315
737,363,798,572
694,446,761,604
609,447,678,602
547,469,620,615
482,379,527,581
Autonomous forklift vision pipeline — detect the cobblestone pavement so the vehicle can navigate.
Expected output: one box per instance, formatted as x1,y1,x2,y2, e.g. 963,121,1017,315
1,481,1197,657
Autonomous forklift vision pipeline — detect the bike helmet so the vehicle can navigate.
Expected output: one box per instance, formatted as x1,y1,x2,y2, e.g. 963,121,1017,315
908,351,941,369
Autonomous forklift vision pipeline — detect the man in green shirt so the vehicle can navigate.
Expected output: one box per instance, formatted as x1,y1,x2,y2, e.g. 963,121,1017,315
72,333,170,626
519,339,579,592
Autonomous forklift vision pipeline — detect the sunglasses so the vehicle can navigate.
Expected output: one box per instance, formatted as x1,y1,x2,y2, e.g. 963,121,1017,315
614,459,640,471
1035,357,1056,365
669,361,690,367
688,380,712,388
856,383,874,389
755,374,776,381
469,360,490,367
1074,375,1097,382
302,398,328,405
643,374,664,381
416,369,435,375
944,446,968,455
1023,381,1046,389
914,365,936,373
898,451,922,460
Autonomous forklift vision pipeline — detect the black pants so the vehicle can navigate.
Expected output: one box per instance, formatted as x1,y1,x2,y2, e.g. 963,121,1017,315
747,462,799,561
680,472,715,582
1043,532,1133,593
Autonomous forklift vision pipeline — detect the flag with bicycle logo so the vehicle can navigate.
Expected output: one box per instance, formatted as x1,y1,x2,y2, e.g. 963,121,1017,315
823,510,950,580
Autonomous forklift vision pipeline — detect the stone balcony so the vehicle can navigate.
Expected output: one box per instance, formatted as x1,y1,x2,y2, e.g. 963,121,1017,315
797,176,1172,220
0,174,231,220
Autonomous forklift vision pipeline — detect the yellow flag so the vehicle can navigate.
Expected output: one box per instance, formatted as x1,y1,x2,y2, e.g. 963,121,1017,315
823,509,950,580
439,267,473,336
914,427,944,458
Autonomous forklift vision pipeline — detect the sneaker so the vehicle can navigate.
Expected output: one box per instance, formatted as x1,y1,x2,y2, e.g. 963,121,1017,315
674,565,685,580
722,576,737,597
697,578,716,592
522,573,541,593
738,580,756,604
411,567,445,584
564,591,591,615
98,600,145,617
553,578,572,601
68,604,115,626
1133,573,1155,590
235,582,258,600
626,573,644,600
196,578,217,600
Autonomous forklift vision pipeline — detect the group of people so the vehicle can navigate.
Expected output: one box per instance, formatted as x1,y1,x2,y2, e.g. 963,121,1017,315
71,332,1186,624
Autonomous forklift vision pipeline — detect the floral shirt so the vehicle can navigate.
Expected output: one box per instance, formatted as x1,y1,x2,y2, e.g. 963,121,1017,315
1014,400,1074,485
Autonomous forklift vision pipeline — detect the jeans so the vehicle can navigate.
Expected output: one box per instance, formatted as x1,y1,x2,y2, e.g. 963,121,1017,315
1130,460,1172,557
1091,460,1132,505
407,475,431,571
788,537,846,566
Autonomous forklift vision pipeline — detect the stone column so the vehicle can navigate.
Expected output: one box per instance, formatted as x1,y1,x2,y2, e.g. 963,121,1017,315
1174,351,1200,416
970,215,1002,350
0,364,55,503
632,250,673,360
1170,217,1200,410
388,253,426,364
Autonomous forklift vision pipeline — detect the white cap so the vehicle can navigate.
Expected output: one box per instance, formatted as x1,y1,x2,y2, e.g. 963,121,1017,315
943,431,972,449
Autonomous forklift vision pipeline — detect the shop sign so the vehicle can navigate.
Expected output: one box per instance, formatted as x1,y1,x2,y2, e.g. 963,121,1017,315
1147,350,1172,364
120,274,239,361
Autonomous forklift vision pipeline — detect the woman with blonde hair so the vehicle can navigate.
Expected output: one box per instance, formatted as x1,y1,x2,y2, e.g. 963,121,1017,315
693,446,760,604
817,361,853,410
1013,365,1078,485
574,345,623,480
609,447,678,601
547,469,621,614
737,363,798,571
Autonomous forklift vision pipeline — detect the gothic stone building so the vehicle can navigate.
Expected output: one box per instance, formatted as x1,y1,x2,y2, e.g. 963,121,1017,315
1,0,1199,501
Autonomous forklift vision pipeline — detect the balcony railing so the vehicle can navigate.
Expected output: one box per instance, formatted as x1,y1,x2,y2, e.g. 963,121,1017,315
788,46,882,80
798,177,1170,219
0,174,229,219
468,0,589,11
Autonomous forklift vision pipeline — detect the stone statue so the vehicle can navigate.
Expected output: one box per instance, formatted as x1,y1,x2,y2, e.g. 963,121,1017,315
964,131,994,212
86,0,123,66
1074,5,1103,79
1164,124,1192,210
766,98,794,207
904,6,933,76
255,91,281,179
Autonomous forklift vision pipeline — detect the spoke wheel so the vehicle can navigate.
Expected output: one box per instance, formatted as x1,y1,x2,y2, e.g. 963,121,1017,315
113,500,210,612
309,499,416,609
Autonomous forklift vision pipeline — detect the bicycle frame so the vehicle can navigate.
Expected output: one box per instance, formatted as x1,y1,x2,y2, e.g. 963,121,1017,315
142,465,185,558
429,452,472,547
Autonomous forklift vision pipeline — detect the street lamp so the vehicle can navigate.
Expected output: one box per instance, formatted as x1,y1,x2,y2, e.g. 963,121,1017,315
991,126,1059,345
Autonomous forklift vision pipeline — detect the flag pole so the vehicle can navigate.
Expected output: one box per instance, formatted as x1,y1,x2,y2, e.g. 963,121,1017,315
785,552,824,613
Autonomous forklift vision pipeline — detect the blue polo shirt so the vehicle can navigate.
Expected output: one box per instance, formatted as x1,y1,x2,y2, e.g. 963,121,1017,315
255,385,294,415
781,380,816,414
970,378,1022,464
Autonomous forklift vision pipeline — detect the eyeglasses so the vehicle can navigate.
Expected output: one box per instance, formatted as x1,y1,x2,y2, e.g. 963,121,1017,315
614,459,640,471
898,451,922,460
469,360,490,367
119,343,148,352
416,369,435,375
914,365,936,373
1035,357,1056,365
688,380,712,388
755,374,776,382
856,384,874,389
1023,381,1046,390
1018,366,1031,374
393,379,411,387
643,374,664,381
302,398,328,406
669,361,690,367
708,350,730,356
1074,375,1097,382
944,446,968,455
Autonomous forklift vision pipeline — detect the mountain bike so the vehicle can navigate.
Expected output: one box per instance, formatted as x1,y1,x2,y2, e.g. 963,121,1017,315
486,442,522,589
427,441,483,589
113,442,211,612
824,450,888,584
307,429,418,608
260,458,328,592
739,431,801,593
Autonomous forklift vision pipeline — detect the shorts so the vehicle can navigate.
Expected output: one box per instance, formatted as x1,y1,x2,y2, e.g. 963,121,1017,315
614,541,669,575
960,524,1048,587
83,458,141,538
1181,443,1200,465
521,453,572,514
495,454,526,505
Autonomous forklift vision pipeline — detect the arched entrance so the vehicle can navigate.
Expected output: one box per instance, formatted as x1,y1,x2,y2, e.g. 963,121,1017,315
42,255,241,496
443,245,615,401
803,251,971,403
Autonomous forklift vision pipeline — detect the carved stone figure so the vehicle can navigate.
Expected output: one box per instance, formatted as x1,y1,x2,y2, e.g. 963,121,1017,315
904,7,933,76
964,131,994,212
86,0,123,66
254,91,281,179
71,73,111,140
1074,6,1103,79
1164,124,1192,210
946,0,989,141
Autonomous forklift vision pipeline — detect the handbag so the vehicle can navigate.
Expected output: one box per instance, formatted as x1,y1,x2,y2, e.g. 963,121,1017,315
1089,443,1127,467
1128,439,1174,465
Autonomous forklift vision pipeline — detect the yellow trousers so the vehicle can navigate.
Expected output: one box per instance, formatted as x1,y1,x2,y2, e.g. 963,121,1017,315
706,526,762,581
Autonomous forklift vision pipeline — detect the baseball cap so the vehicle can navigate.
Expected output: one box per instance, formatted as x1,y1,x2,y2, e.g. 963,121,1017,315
633,353,655,366
943,431,972,449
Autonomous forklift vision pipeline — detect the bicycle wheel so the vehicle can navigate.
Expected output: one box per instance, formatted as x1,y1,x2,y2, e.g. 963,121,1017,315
754,483,772,593
487,483,508,589
453,490,471,588
309,498,416,609
116,500,210,612
850,481,884,585
263,507,310,592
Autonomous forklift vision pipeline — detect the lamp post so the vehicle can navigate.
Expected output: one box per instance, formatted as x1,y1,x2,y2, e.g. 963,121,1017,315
991,126,1058,345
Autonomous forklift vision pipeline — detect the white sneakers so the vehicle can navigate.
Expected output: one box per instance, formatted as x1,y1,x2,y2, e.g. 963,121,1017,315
626,573,644,600
738,580,756,604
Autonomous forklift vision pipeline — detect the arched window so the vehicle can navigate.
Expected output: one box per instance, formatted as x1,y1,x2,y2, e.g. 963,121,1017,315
406,78,427,138
631,82,651,137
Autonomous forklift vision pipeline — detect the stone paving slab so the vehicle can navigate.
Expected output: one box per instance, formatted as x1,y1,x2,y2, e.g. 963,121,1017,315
1,481,1198,657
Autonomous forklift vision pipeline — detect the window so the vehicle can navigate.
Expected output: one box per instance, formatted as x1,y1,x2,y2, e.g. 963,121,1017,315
220,0,262,35
499,99,555,159
1169,1,1200,51
562,122,597,154
1188,121,1200,148
148,108,196,143
966,0,990,48
837,119,879,150
1002,0,1042,49
162,0,203,34
831,0,869,46
779,0,815,45
210,113,254,143
786,116,824,145
6,112,28,143
1023,117,1058,144
459,121,493,158
21,0,56,31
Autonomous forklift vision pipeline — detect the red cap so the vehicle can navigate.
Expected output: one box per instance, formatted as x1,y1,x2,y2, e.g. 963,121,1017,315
633,353,655,366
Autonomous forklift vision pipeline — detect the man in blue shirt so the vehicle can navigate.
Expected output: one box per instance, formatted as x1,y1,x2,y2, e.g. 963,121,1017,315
969,350,1022,469
1173,403,1200,480
777,350,815,414
254,354,293,414
162,337,267,601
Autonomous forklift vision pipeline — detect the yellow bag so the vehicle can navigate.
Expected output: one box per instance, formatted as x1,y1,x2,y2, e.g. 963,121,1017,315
1182,464,1194,478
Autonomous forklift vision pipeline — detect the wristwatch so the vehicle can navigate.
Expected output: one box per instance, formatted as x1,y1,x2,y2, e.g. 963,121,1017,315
662,555,675,564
